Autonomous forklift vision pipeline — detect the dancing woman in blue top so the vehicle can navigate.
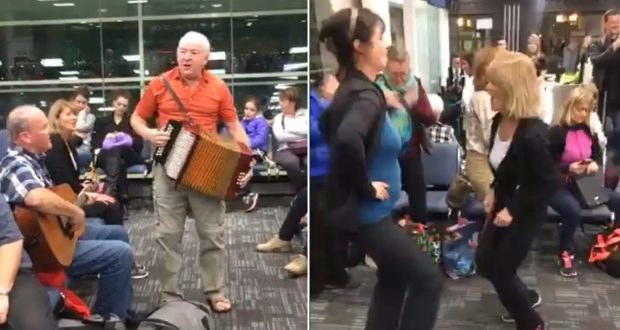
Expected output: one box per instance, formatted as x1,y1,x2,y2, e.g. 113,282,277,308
319,8,442,330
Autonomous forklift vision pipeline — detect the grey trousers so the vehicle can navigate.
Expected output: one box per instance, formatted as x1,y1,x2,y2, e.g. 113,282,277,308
153,165,226,302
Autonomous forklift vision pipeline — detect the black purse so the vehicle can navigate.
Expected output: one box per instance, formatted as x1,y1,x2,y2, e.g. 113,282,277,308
572,171,609,209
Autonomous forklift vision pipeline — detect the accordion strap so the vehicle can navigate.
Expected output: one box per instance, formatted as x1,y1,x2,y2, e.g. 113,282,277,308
161,76,200,131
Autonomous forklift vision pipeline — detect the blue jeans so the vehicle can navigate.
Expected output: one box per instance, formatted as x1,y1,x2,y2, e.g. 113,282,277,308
68,224,133,319
549,184,620,254
76,145,92,169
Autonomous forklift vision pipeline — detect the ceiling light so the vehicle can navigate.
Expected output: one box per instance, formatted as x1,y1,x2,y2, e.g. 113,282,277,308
40,58,64,67
89,97,105,104
59,70,79,75
289,47,308,54
122,54,140,62
98,107,115,112
210,69,226,75
127,0,148,4
209,51,226,61
53,2,75,7
37,0,58,2
212,3,222,8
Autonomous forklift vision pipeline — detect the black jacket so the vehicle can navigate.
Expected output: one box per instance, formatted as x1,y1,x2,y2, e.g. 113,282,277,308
589,36,620,102
548,124,602,177
92,113,143,152
489,114,559,228
320,68,387,232
45,134,83,194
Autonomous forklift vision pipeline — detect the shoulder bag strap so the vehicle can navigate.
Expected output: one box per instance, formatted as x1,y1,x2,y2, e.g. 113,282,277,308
161,76,198,130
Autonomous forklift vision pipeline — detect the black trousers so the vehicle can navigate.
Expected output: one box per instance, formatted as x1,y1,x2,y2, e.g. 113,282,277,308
278,187,308,241
274,150,307,192
399,155,427,222
357,217,442,330
309,179,351,297
83,200,124,225
476,220,544,330
97,146,144,199
0,270,58,330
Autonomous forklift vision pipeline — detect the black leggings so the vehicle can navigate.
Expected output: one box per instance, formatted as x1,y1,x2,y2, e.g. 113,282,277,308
0,270,58,330
278,187,307,241
97,146,144,199
309,179,351,296
357,217,442,330
399,156,427,222
476,221,543,330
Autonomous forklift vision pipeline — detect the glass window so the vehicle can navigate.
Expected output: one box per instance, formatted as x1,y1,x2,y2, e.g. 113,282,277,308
143,18,232,77
232,14,307,74
0,23,104,81
142,0,232,16
101,22,140,78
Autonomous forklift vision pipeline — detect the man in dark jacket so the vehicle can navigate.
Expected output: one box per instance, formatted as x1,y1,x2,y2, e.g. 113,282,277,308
590,9,620,160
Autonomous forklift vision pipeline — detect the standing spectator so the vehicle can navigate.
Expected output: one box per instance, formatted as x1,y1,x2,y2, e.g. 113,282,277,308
590,9,620,162
376,45,436,224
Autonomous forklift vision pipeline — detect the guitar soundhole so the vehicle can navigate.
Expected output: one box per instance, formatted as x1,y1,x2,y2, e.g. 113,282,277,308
57,216,75,239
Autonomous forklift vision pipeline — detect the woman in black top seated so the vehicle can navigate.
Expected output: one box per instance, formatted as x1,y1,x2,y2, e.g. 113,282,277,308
319,8,442,330
476,52,559,330
44,99,123,225
92,89,146,204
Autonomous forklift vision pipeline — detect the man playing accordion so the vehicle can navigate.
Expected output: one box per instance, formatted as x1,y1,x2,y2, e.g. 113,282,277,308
131,31,252,313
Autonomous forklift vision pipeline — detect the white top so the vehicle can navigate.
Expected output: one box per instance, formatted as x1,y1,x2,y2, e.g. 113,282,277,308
489,131,512,170
464,91,495,155
272,109,308,151
461,75,475,110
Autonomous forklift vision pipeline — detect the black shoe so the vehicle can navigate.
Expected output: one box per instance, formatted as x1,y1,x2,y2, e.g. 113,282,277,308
500,290,542,323
125,309,148,328
558,251,577,278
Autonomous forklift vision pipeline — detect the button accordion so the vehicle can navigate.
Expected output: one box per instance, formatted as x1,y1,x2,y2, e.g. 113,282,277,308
154,120,253,200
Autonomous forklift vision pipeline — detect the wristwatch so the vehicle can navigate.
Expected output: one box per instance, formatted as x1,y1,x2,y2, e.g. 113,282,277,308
0,288,10,296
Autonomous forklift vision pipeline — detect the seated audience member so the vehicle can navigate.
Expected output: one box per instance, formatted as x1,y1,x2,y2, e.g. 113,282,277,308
548,86,620,278
240,95,270,211
427,94,466,174
0,105,143,326
257,187,308,276
0,199,58,330
272,87,308,192
71,86,96,169
44,99,149,279
92,90,146,207
45,99,124,225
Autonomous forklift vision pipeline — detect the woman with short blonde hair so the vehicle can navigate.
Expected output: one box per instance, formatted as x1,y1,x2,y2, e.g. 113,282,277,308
476,51,559,330
485,51,542,119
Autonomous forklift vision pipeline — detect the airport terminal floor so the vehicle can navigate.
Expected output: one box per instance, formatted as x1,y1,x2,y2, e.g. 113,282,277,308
310,223,620,330
71,197,307,330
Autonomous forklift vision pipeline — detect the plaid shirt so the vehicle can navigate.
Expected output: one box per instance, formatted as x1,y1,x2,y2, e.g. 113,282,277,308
0,144,53,205
427,123,466,174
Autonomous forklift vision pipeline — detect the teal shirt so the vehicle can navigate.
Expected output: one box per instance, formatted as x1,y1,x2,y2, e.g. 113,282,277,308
358,114,403,225
376,73,417,153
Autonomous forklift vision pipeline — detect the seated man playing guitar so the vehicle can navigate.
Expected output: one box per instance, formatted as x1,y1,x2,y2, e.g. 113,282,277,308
0,105,141,326
0,199,57,330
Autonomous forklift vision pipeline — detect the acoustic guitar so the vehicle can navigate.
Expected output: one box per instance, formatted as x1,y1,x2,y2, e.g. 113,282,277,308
14,183,87,271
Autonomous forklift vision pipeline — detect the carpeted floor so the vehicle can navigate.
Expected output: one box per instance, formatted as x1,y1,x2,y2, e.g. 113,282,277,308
74,197,307,330
310,223,620,330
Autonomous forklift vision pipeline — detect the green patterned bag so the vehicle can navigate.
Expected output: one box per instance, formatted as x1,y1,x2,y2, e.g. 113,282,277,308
411,223,442,264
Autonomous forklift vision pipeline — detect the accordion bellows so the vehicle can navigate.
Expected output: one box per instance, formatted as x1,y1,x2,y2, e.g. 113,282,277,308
155,120,253,200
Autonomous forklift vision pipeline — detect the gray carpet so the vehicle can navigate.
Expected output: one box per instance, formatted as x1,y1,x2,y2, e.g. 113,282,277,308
75,198,307,330
310,223,620,330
